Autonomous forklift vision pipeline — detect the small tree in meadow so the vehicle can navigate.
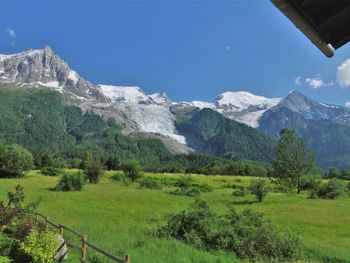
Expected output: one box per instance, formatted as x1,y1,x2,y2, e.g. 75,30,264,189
273,129,316,194
121,160,143,182
85,157,103,184
0,144,33,178
249,179,268,202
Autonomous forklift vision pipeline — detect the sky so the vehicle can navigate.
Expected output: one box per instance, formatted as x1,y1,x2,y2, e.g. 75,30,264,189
1,0,350,105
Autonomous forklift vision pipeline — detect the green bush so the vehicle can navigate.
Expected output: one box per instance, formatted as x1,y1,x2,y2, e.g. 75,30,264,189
174,175,194,188
55,173,85,192
171,176,213,197
300,174,321,192
172,185,200,197
20,228,59,263
138,177,162,190
111,172,132,186
198,183,213,193
316,179,347,199
232,189,246,197
0,233,13,257
41,167,62,176
222,183,244,189
0,256,12,263
249,179,268,202
120,160,143,182
157,199,302,261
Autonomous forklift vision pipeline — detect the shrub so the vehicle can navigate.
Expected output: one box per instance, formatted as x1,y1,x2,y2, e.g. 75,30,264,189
138,177,162,190
223,183,244,189
120,160,143,182
198,183,213,193
159,177,178,187
316,179,347,199
105,156,119,171
171,176,213,197
0,232,13,257
326,168,341,179
7,185,25,206
55,173,85,192
249,179,268,202
300,174,321,192
20,228,59,263
232,189,246,197
111,172,132,186
14,219,37,240
41,167,62,176
0,256,11,263
157,199,302,261
174,175,194,188
85,157,103,184
0,186,39,228
172,185,201,197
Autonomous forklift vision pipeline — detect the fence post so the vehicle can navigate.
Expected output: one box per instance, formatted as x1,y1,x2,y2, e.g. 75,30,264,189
81,234,87,261
35,212,39,225
45,217,49,230
59,224,64,236
125,255,131,263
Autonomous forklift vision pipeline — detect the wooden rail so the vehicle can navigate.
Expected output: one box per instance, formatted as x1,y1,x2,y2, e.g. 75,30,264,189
35,212,130,263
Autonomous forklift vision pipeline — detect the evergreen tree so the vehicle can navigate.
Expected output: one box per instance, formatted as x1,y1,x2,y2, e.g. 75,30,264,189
273,129,316,194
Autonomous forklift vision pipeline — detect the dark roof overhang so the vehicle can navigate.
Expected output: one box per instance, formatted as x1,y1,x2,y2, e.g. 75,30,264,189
271,0,350,57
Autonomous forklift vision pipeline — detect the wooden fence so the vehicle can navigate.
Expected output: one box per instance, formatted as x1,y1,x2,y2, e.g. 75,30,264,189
35,212,130,263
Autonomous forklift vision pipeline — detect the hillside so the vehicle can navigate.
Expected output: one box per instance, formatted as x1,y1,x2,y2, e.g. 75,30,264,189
259,106,350,168
175,108,277,162
0,85,175,169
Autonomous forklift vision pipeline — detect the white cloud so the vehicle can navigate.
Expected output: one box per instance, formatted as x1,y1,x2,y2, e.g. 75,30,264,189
305,77,324,89
345,100,350,108
337,59,350,88
305,77,334,89
6,28,16,38
294,76,302,85
6,28,16,46
225,46,231,51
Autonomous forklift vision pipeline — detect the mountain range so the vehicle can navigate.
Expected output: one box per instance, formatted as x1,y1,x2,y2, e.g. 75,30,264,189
1,46,350,168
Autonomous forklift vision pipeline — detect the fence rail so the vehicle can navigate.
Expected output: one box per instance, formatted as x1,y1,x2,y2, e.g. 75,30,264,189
35,212,130,263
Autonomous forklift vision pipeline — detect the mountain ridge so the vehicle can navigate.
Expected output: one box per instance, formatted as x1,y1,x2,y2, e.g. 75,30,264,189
3,47,350,168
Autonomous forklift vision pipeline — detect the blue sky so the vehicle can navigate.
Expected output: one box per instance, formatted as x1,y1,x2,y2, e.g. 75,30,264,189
1,0,350,105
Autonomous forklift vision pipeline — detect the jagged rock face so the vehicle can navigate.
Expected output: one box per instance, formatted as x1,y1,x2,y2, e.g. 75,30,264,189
274,90,350,126
0,46,106,101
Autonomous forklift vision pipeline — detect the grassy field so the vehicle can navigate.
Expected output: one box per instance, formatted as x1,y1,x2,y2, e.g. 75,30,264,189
0,171,349,262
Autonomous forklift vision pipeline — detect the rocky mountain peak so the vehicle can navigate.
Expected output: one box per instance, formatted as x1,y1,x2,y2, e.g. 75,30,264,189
0,47,106,102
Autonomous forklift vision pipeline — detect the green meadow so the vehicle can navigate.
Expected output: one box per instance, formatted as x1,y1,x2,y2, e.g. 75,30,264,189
0,171,349,263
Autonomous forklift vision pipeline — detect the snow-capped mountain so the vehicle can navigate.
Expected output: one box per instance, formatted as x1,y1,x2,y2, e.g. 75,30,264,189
0,47,186,145
3,47,350,152
273,90,350,125
92,85,186,144
176,91,280,128
0,46,105,101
